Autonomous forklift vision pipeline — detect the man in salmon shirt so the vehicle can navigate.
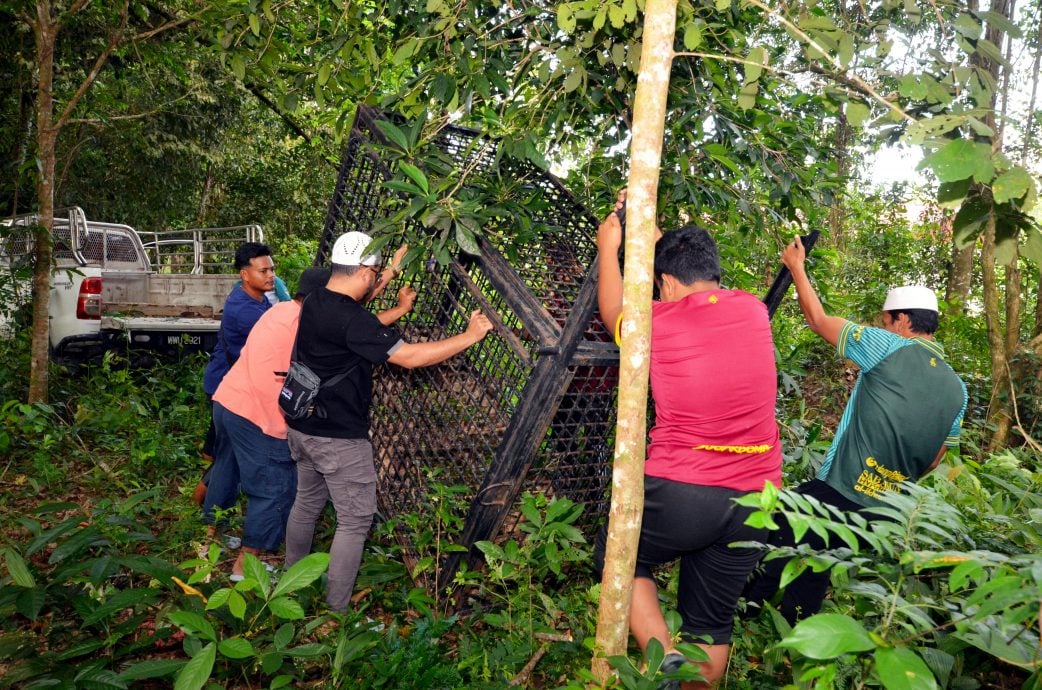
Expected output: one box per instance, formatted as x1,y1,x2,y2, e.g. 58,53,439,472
592,208,782,688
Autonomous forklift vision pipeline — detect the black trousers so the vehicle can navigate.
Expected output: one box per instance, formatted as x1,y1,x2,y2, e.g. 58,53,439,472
743,479,864,625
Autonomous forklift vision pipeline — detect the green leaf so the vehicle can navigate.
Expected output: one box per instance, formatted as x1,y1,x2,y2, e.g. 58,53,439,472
953,13,981,39
272,552,329,598
167,611,217,643
374,120,410,151
737,81,758,110
778,614,876,659
716,0,730,10
974,38,1009,69
744,46,766,83
317,62,331,86
398,163,429,196
72,667,127,689
174,641,216,690
992,166,1033,204
269,596,306,620
846,102,870,127
557,4,576,32
683,22,703,50
231,55,246,82
118,659,186,681
980,10,1022,37
274,623,294,650
874,647,939,689
248,14,261,37
1020,226,1042,268
563,68,583,93
455,221,481,256
262,652,285,675
205,588,231,610
284,643,332,657
4,548,35,587
242,553,271,598
228,590,247,620
918,139,993,183
952,197,991,247
937,180,970,209
218,636,256,660
391,38,418,66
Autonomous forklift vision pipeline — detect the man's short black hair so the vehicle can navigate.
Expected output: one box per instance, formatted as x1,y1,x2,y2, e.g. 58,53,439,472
330,263,364,277
887,309,939,335
234,242,272,270
654,225,721,285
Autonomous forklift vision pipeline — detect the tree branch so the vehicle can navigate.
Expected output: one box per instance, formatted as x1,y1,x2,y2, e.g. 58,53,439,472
744,0,915,123
243,82,311,142
65,92,194,124
54,0,130,131
673,50,804,78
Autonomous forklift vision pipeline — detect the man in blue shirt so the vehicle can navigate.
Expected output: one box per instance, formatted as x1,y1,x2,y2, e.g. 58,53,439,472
193,242,275,505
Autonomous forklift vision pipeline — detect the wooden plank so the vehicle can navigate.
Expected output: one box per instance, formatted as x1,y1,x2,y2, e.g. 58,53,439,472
103,303,216,318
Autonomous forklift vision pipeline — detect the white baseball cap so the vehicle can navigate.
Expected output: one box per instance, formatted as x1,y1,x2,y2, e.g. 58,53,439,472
882,285,938,313
331,231,381,267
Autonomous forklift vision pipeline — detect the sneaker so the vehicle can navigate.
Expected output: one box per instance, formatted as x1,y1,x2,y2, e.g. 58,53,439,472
230,562,276,583
658,652,688,690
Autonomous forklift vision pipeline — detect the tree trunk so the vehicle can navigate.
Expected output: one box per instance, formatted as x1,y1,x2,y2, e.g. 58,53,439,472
945,242,974,313
28,2,58,404
592,0,677,683
1023,11,1041,339
981,208,1012,450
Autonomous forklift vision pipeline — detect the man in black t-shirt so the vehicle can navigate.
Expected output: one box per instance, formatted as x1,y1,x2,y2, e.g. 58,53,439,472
284,231,493,613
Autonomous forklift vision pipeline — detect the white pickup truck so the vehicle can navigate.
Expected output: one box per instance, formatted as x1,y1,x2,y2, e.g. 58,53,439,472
1,207,262,363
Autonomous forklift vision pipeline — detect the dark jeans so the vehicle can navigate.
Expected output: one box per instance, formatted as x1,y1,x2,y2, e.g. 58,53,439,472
743,479,864,625
203,403,296,552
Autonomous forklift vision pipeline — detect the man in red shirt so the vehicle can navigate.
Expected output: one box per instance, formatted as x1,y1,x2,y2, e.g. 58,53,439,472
594,211,782,687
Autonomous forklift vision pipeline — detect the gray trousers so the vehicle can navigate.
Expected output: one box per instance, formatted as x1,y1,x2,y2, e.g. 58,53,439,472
285,430,377,613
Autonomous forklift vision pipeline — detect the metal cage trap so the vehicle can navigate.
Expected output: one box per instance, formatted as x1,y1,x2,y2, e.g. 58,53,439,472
316,106,620,594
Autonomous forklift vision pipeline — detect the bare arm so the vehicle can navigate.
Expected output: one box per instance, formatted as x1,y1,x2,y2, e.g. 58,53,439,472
367,244,409,303
377,286,417,325
781,235,845,346
597,212,624,334
921,446,948,477
387,309,493,369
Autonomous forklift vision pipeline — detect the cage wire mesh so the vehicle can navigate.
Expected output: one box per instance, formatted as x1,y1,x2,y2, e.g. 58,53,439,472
318,106,619,594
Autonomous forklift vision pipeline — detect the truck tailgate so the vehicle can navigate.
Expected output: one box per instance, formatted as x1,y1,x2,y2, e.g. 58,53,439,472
102,315,221,355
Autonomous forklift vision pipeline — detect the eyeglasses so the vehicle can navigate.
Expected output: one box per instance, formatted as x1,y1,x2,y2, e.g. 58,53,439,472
365,265,382,275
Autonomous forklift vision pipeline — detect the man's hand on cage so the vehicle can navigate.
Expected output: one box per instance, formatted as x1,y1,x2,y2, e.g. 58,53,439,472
597,211,623,256
466,309,494,341
397,286,417,312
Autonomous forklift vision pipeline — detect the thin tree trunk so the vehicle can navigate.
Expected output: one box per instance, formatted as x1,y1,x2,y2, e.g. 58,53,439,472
945,241,973,313
973,0,1015,449
1023,11,1042,338
28,1,57,404
982,210,1012,449
829,114,851,242
592,0,677,683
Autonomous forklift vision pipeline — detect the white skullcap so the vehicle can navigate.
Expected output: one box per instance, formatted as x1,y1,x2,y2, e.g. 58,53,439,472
331,231,380,267
882,285,938,313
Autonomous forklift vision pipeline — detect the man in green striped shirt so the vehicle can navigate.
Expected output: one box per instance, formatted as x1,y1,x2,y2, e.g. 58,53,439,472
745,235,967,624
